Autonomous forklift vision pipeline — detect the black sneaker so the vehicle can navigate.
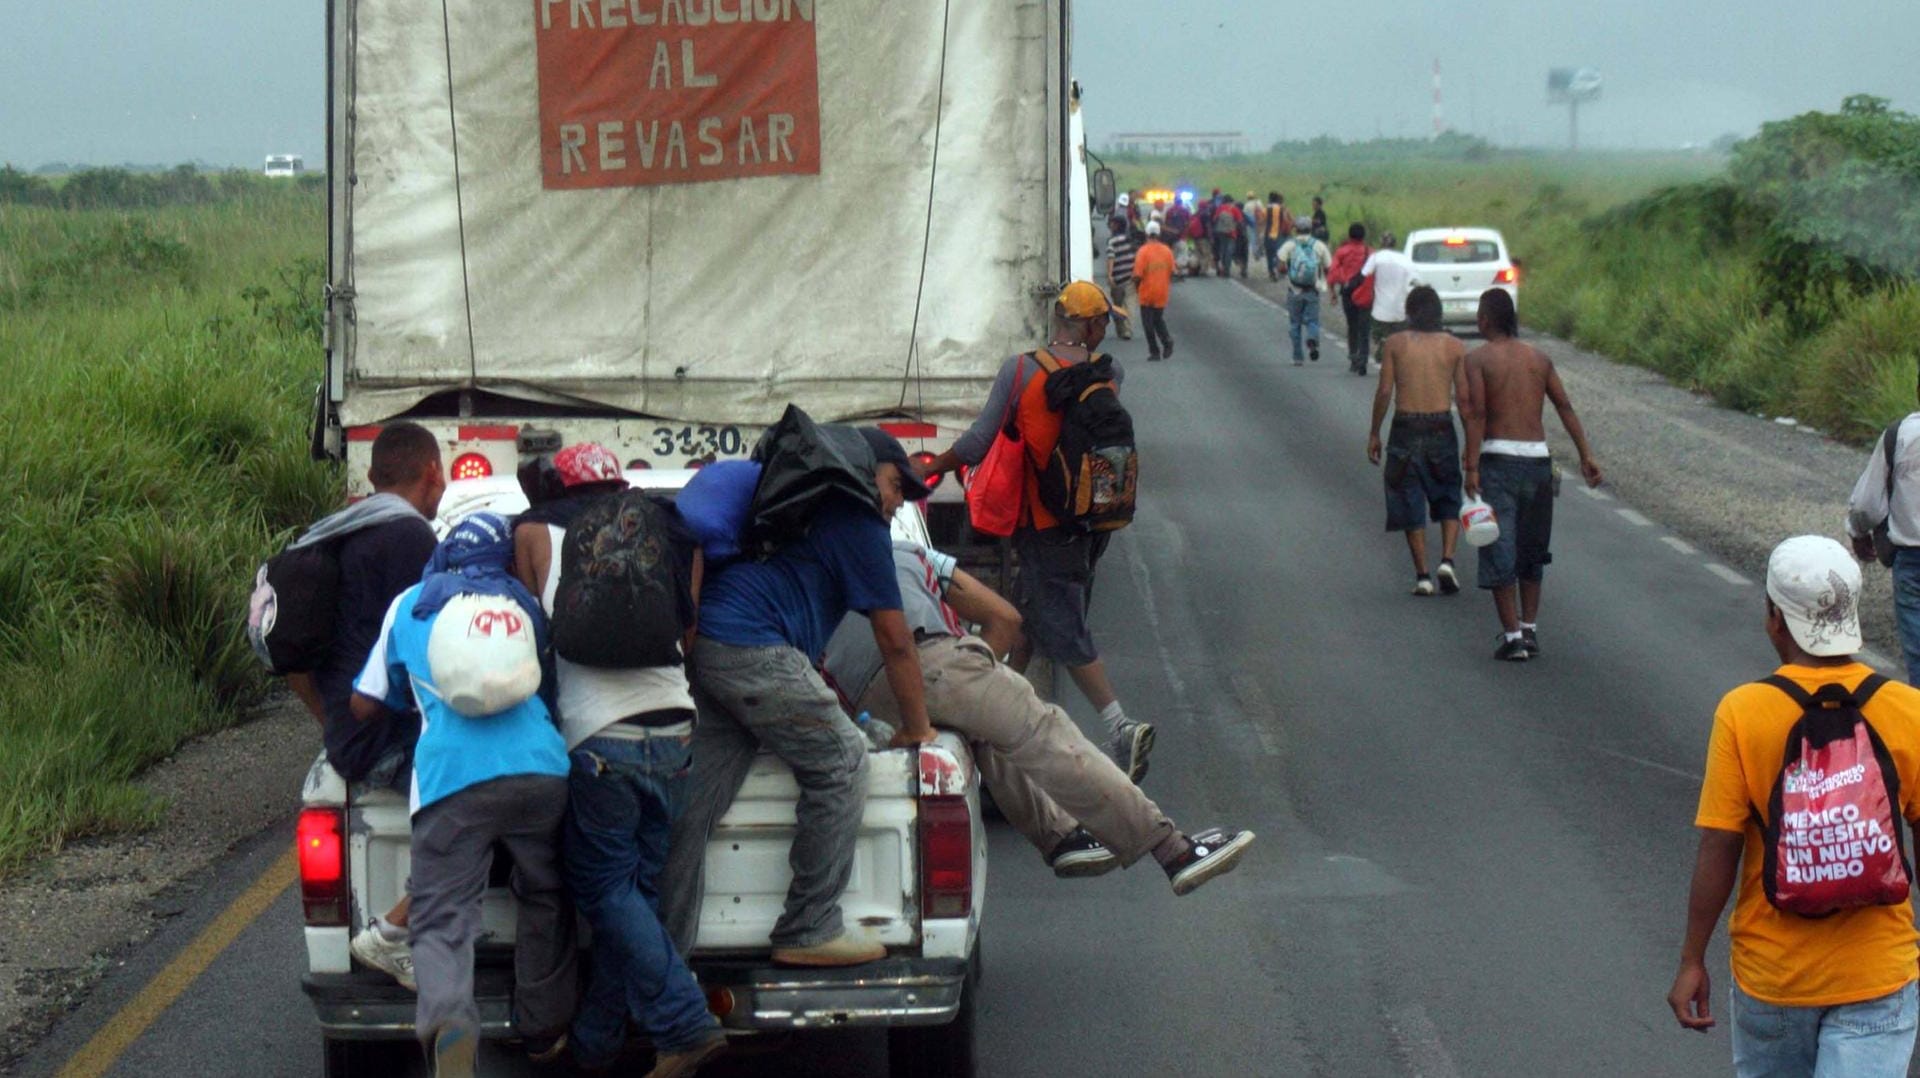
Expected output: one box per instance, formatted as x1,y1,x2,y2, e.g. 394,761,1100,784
1521,627,1541,657
1164,340,1175,359
1494,636,1530,662
1165,827,1256,896
1309,340,1320,362
1436,561,1460,595
1148,352,1163,362
1047,827,1119,878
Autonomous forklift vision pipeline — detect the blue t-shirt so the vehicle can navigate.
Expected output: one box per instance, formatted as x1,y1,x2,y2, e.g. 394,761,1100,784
355,586,569,815
696,497,903,662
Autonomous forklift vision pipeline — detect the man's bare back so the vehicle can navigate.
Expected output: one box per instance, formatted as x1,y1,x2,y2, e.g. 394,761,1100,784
1383,330,1467,415
1466,336,1552,442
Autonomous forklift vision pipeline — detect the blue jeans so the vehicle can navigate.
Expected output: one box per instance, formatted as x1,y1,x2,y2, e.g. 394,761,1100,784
1286,289,1320,360
1476,454,1555,589
1731,981,1918,1077
564,733,717,1065
1892,549,1920,683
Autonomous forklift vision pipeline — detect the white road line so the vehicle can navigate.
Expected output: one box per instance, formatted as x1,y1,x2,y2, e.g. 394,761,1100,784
1227,672,1284,757
1615,508,1652,527
1704,563,1752,586
1587,745,1704,783
1660,536,1697,555
1122,534,1198,727
1579,485,1612,501
1384,1003,1462,1078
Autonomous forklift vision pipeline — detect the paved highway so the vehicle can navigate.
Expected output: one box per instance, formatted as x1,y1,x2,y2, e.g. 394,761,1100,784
26,277,1806,1076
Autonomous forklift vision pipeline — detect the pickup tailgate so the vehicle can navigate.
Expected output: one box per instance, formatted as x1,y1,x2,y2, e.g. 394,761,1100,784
347,747,932,952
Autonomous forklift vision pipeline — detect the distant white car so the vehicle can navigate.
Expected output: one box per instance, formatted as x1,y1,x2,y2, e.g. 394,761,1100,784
1403,227,1518,328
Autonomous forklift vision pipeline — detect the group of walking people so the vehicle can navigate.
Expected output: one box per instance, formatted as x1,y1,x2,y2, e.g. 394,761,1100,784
284,280,1255,1077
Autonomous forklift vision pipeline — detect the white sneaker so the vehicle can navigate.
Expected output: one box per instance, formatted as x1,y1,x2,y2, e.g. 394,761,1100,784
351,920,417,991
1411,576,1437,597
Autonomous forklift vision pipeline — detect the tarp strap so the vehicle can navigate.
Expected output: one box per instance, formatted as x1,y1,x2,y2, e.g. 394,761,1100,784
896,0,953,417
439,0,479,381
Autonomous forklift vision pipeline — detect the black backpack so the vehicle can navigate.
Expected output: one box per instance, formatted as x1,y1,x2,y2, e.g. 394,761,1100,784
246,540,343,675
1033,350,1138,533
745,404,881,552
550,491,693,668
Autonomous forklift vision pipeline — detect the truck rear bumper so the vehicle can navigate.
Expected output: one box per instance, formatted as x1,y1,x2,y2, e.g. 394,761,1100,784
302,968,514,1041
303,956,970,1039
696,956,970,1031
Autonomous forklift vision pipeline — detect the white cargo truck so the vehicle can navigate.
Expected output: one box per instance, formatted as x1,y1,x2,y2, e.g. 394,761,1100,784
300,3,1111,1073
313,0,1111,554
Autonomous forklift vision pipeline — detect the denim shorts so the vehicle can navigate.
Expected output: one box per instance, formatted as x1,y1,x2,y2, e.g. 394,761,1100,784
1476,453,1554,589
1383,414,1462,532
1012,527,1110,668
1731,980,1918,1077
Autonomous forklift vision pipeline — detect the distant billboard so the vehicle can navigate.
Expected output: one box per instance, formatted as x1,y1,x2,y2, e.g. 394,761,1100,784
1547,68,1602,103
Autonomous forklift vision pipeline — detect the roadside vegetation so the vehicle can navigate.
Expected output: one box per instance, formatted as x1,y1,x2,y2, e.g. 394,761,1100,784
0,172,334,877
1113,96,1919,442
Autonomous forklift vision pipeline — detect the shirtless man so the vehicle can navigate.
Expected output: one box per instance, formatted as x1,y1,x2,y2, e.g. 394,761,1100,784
1462,289,1603,662
1367,287,1469,596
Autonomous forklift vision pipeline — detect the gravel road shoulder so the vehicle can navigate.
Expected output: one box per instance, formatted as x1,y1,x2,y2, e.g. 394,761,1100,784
0,697,316,1072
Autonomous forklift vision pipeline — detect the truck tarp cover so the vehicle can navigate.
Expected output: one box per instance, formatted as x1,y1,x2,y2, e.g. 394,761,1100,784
339,0,1055,427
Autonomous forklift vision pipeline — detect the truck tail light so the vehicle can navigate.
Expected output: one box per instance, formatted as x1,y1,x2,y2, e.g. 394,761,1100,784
913,452,942,494
1495,267,1517,284
449,452,493,480
918,795,972,920
297,807,349,927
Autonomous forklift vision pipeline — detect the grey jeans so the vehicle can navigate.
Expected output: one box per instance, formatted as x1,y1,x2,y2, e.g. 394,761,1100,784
409,773,577,1047
859,635,1175,864
663,638,870,953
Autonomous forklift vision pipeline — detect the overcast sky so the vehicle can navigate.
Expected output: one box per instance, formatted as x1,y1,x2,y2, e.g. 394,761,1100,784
2,0,1917,168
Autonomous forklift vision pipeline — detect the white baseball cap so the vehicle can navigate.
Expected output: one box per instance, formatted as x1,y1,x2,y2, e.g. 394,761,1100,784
1146,221,1161,236
1765,535,1863,657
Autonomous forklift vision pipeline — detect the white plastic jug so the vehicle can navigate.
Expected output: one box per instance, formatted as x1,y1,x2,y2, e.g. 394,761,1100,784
1460,495,1500,548
426,593,542,717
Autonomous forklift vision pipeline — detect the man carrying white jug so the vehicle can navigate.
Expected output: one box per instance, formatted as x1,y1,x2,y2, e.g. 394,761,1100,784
1462,290,1604,663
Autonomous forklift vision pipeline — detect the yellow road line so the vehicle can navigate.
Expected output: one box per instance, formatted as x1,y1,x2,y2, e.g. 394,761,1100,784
56,847,296,1078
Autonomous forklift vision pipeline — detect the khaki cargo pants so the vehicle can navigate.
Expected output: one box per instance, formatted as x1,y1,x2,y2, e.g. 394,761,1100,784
859,635,1175,863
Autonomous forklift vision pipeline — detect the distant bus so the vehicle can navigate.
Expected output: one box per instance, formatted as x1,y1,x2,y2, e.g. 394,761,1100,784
264,155,303,177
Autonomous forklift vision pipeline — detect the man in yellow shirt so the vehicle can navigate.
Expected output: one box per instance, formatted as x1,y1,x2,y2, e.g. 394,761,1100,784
1669,535,1920,1075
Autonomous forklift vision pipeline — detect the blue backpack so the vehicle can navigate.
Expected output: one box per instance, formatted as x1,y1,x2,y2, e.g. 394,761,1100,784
1287,238,1319,288
676,459,760,563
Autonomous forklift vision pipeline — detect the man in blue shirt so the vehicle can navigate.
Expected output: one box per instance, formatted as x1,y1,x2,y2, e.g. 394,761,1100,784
353,513,575,1077
662,429,938,968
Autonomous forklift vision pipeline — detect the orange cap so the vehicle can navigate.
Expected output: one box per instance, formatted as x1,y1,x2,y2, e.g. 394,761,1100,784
1055,280,1112,320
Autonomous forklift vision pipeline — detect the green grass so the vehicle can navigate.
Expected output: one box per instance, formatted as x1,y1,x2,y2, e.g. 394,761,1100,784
0,179,337,876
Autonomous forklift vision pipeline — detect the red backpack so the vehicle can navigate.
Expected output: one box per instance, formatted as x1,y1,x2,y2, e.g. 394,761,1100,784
1754,674,1913,917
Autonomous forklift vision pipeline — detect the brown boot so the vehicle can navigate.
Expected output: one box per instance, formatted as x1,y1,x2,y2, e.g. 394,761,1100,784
644,1033,727,1078
771,932,886,967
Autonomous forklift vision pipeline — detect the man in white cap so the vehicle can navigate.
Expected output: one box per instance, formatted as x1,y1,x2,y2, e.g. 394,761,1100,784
1668,535,1920,1074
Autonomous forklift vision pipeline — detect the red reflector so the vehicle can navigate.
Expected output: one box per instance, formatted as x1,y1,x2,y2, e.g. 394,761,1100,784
686,458,708,470
704,986,735,1019
919,793,972,920
879,422,939,440
297,808,348,927
450,452,493,480
625,459,654,470
913,451,942,494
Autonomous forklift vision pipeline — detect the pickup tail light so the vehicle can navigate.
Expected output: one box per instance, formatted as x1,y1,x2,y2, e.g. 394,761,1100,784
297,807,349,927
918,795,973,920
1495,267,1518,284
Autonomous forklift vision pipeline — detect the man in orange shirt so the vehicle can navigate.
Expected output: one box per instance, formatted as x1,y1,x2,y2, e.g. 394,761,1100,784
1669,535,1920,1075
922,282,1155,783
1133,221,1176,362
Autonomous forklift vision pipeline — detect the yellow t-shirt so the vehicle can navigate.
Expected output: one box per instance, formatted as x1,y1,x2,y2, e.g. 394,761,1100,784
1695,662,1920,1007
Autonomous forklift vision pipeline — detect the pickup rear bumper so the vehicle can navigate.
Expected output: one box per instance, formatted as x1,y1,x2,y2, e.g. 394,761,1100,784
696,956,969,1031
303,956,968,1040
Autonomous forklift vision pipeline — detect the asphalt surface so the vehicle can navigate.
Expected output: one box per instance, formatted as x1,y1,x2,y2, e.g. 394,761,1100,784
21,276,1876,1076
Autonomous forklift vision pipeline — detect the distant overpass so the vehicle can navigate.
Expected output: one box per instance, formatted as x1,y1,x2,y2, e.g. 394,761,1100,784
1104,131,1250,158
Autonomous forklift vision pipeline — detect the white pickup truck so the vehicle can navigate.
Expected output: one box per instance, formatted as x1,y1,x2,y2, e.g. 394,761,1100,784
297,472,986,1077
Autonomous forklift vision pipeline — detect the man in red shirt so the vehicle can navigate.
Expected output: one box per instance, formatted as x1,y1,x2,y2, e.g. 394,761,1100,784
1327,223,1375,374
1132,221,1176,361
